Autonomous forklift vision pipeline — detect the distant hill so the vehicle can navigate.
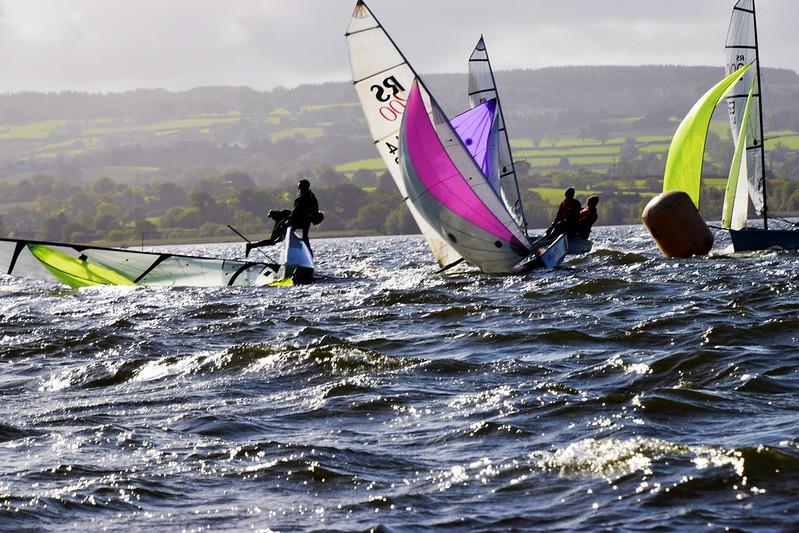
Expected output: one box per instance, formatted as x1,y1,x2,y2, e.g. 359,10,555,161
1,65,798,187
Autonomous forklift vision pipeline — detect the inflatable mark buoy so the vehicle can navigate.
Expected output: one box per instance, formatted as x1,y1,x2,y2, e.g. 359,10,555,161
642,191,714,257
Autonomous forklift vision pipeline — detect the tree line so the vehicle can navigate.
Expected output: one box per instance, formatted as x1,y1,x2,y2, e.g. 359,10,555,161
7,159,799,245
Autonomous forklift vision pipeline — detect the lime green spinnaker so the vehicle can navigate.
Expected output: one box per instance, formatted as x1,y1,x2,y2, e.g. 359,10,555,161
722,80,755,230
28,244,135,288
663,64,751,208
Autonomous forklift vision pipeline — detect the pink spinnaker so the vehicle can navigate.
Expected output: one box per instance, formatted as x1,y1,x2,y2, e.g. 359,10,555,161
403,84,520,245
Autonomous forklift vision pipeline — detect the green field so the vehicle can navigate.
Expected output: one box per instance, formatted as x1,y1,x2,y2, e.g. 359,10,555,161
0,120,68,140
85,116,239,135
335,158,387,172
270,127,324,142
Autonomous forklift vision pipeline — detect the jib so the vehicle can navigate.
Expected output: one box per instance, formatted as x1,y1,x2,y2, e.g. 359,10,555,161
370,76,405,102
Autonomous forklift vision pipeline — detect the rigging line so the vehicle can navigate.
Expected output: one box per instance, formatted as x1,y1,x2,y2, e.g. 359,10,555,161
226,224,277,264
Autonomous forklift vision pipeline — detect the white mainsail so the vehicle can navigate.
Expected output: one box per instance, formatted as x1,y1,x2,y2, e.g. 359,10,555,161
468,37,527,230
725,0,766,217
345,1,461,267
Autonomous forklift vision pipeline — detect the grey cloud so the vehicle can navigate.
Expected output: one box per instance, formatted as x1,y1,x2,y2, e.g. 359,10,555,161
0,0,795,93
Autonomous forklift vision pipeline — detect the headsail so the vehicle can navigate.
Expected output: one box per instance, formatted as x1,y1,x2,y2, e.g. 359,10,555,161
450,99,500,192
345,0,461,267
663,64,751,208
722,81,756,230
468,37,527,230
725,0,766,219
399,82,532,274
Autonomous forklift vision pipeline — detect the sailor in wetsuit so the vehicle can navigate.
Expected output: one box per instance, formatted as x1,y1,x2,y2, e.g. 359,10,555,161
289,179,319,256
245,179,321,257
576,195,600,239
546,187,582,238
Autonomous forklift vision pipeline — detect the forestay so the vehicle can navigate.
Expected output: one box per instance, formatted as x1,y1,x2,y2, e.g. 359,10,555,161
663,64,751,208
725,0,766,217
345,0,461,267
399,82,532,274
468,37,527,230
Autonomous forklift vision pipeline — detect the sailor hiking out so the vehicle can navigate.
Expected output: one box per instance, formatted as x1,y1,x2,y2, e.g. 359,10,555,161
546,187,582,239
246,179,323,257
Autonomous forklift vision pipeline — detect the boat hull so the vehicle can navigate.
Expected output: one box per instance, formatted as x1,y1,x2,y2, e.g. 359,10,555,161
514,233,568,271
729,228,799,252
531,234,593,255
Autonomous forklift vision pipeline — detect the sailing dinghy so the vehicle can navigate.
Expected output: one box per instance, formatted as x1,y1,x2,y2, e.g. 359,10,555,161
722,0,799,251
466,37,592,256
345,1,566,273
0,227,314,288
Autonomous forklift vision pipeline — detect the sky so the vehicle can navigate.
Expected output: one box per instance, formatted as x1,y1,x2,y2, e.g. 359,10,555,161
0,0,796,93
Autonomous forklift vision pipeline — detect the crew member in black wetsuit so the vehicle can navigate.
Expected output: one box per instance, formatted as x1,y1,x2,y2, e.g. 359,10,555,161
245,179,321,257
576,196,600,239
289,179,319,256
546,187,582,238
245,209,291,257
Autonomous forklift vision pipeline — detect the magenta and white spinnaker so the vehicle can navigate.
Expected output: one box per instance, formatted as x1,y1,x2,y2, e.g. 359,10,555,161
399,82,542,274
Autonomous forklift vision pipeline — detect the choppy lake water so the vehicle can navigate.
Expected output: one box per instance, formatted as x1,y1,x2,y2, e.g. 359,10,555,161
1,225,798,531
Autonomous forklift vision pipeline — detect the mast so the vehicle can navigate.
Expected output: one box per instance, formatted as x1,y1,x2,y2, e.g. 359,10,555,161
470,37,528,231
751,0,768,228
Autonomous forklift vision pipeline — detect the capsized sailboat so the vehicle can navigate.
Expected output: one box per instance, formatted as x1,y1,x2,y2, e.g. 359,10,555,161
723,0,799,251
345,1,566,273
0,227,315,288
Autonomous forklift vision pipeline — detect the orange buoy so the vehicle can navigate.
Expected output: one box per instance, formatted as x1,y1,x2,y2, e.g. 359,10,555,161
642,191,714,258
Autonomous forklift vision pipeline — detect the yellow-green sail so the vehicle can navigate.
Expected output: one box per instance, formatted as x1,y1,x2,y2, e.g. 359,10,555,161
28,244,135,288
663,64,751,208
722,80,755,230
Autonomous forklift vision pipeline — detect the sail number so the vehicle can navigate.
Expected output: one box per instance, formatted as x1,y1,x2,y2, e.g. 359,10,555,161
377,94,407,122
371,75,407,122
385,136,400,164
728,54,747,73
